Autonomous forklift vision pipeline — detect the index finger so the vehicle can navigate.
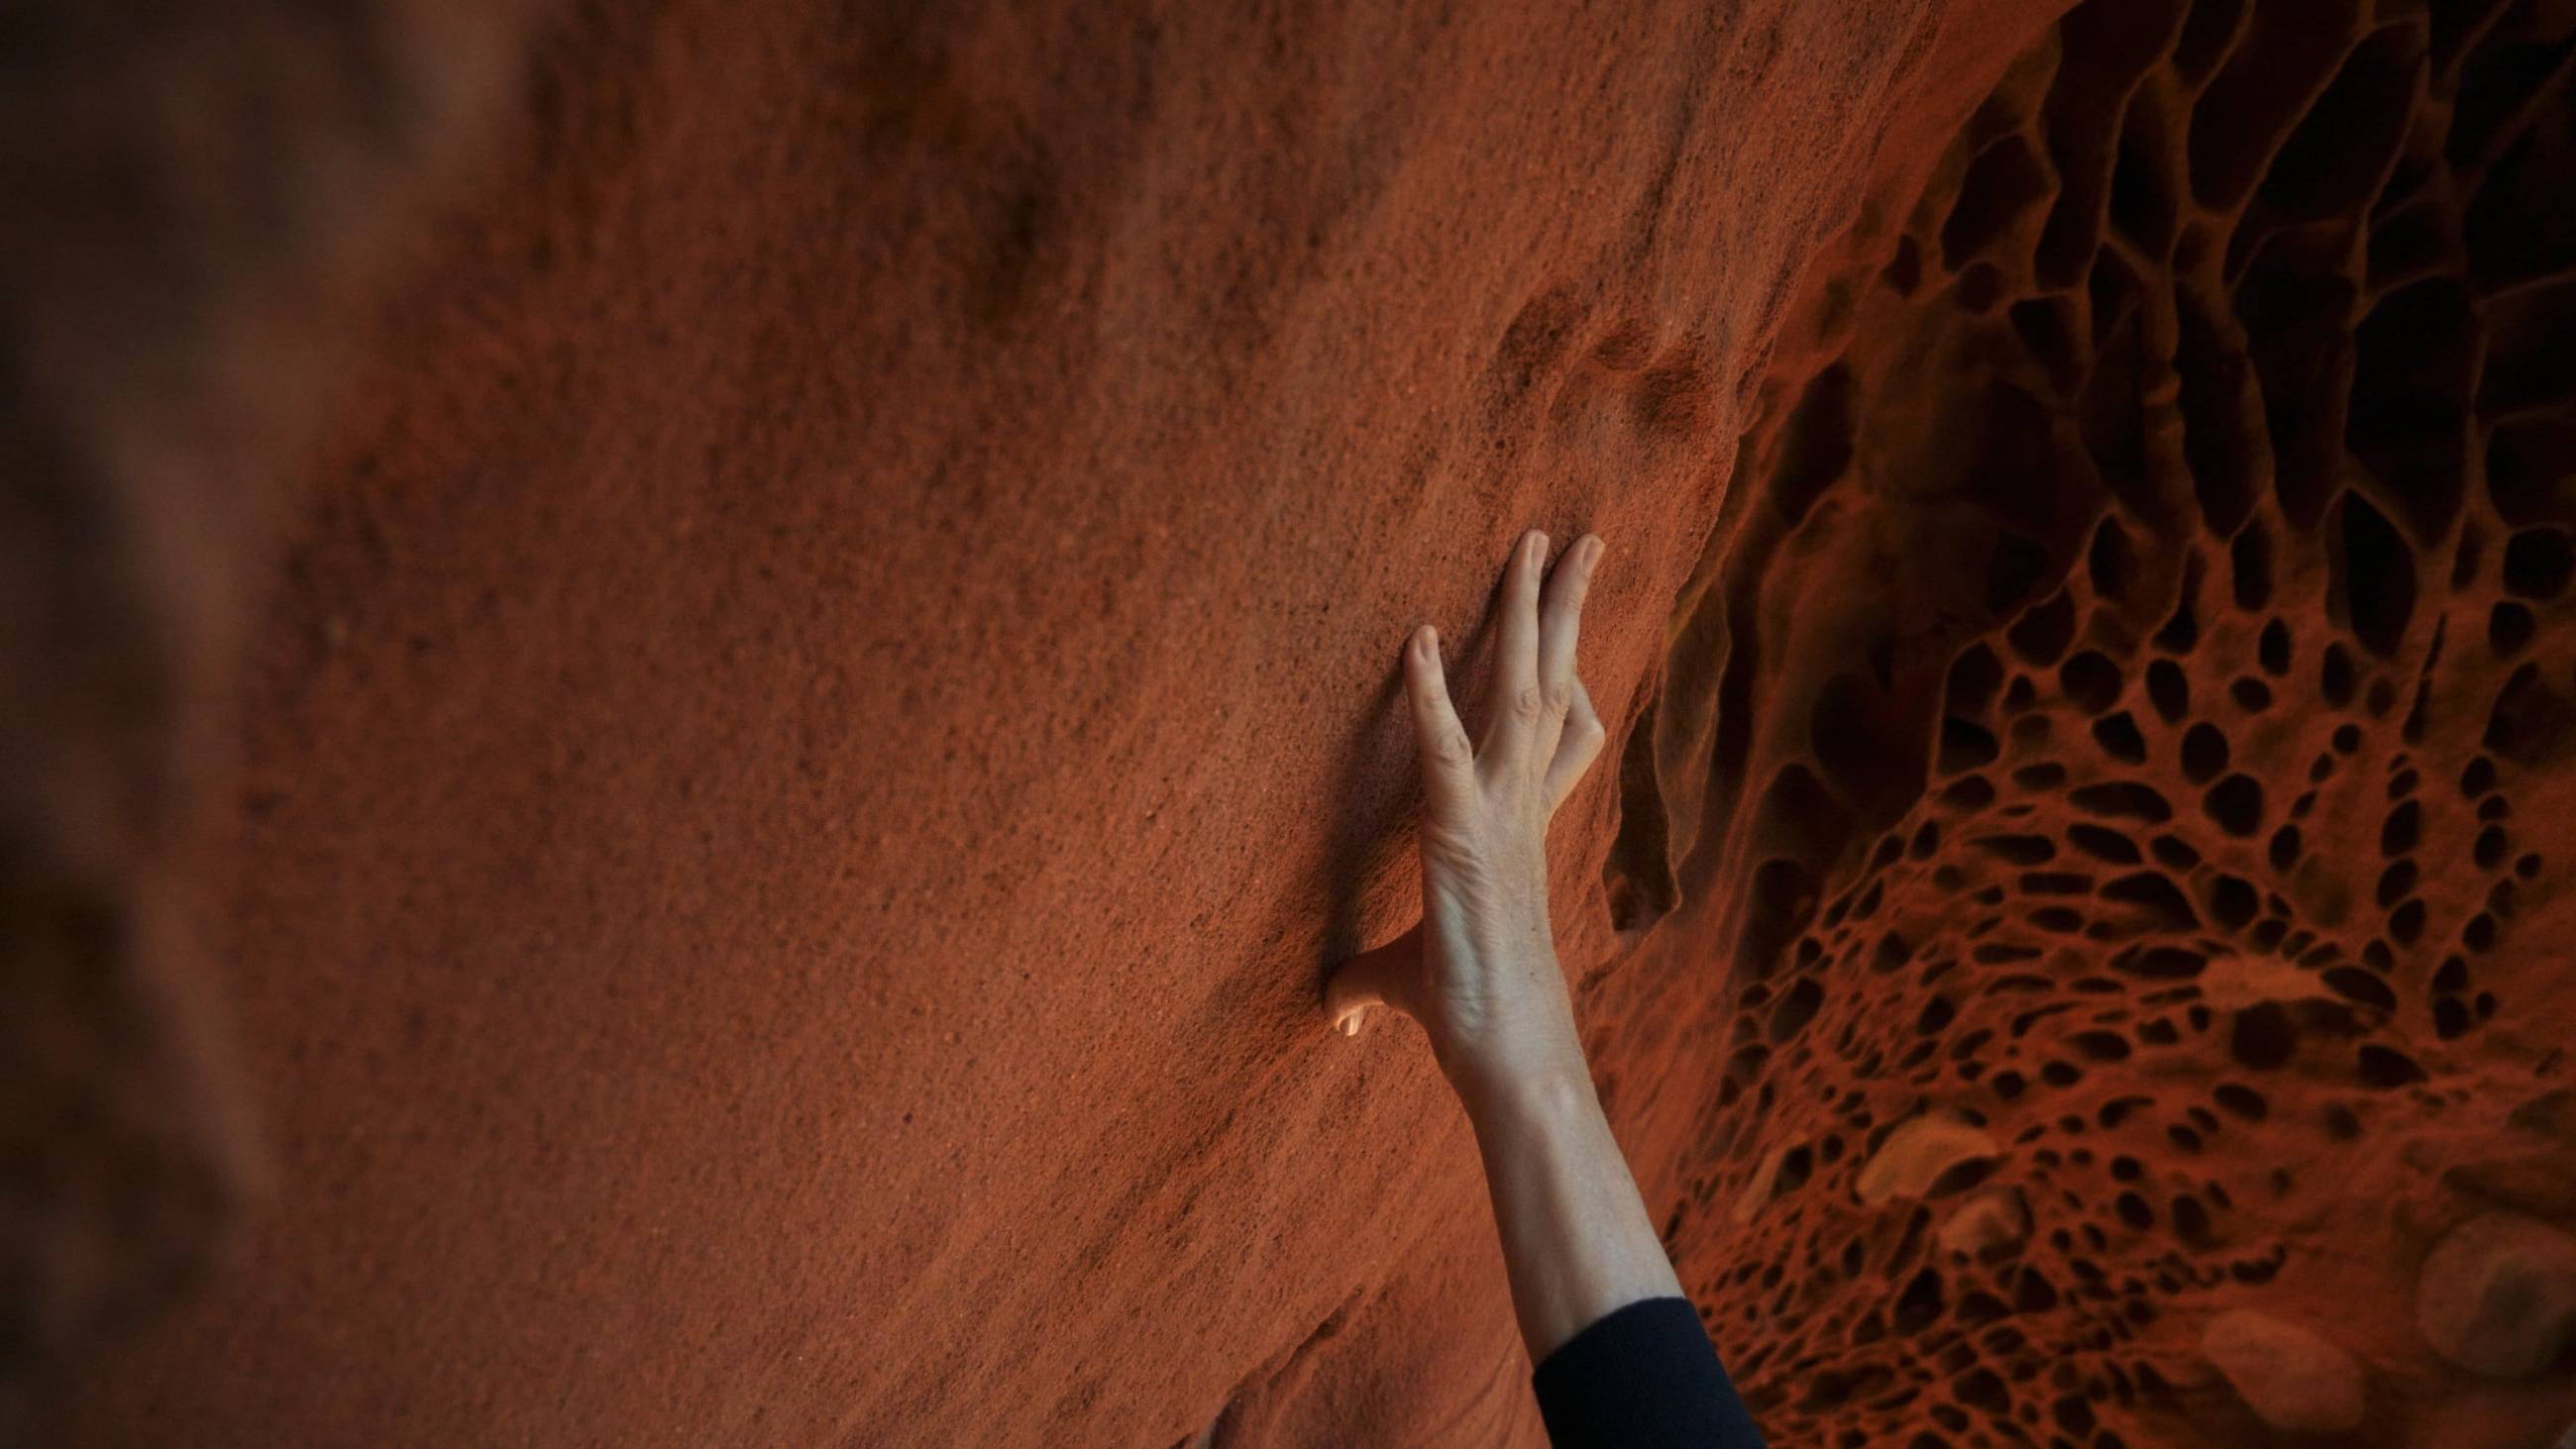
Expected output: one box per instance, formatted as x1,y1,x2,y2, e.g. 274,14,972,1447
1481,529,1549,757
1404,625,1475,814
1538,534,1603,693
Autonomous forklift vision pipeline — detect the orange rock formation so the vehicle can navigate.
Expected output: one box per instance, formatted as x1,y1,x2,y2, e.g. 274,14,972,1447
6,0,2572,1444
1625,2,2576,1442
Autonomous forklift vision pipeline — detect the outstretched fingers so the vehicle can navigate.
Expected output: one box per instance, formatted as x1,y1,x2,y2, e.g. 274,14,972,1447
1480,530,1551,762
1334,529,1607,1045
1404,625,1475,814
1544,675,1608,820
1537,534,1602,705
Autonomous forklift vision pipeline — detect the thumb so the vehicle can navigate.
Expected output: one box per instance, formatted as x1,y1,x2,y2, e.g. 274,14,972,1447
1323,924,1424,1038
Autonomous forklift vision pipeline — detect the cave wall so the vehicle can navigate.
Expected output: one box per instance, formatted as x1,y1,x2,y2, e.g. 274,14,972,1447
8,0,2574,1445
0,0,538,1430
24,1,2057,1442
1609,0,2576,1443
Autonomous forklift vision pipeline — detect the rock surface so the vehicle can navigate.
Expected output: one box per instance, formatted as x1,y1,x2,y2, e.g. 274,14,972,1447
1857,1110,2002,1205
6,0,2576,1444
2200,1308,2369,1436
2418,1211,2576,1380
1936,1185,2031,1259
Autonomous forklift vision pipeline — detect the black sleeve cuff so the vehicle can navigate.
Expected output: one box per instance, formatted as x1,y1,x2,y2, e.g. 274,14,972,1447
1530,1296,1767,1448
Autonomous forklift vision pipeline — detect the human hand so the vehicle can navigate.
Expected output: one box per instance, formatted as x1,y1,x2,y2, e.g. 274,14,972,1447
1324,529,1610,1104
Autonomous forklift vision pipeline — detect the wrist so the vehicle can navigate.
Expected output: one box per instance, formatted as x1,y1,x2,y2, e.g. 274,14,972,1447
1447,1041,1599,1136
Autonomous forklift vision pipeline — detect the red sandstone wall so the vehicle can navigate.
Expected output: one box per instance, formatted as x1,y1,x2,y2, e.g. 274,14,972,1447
9,0,2575,1445
1600,0,2576,1442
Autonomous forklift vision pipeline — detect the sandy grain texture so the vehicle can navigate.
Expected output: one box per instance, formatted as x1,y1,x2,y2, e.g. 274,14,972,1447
10,0,2575,1444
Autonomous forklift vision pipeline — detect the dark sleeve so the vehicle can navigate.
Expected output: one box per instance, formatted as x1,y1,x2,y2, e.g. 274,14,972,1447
1530,1296,1767,1448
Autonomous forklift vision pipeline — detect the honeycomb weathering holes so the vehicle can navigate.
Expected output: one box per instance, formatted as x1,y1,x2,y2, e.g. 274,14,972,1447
1653,0,2576,1441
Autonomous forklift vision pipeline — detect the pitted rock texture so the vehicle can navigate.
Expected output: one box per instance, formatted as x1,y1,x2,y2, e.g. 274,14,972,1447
11,0,2576,1445
1613,0,2576,1443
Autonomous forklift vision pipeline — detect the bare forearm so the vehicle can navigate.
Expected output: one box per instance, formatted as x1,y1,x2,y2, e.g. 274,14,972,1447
1320,531,1683,1366
1454,1018,1686,1365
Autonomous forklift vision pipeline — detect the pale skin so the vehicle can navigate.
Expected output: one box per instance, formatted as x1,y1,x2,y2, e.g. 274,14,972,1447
1323,528,1687,1366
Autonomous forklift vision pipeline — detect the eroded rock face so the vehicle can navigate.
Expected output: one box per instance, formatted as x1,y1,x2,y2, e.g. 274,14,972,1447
2201,1308,2368,1435
1857,1110,2002,1205
0,0,534,1431
2418,1210,2576,1379
26,2,2058,1443
1936,1185,2031,1259
10,0,2575,1443
1628,0,2576,1443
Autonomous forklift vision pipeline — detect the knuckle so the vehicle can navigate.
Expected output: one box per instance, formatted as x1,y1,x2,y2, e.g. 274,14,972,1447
1432,727,1474,767
1511,684,1548,720
1542,683,1575,716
